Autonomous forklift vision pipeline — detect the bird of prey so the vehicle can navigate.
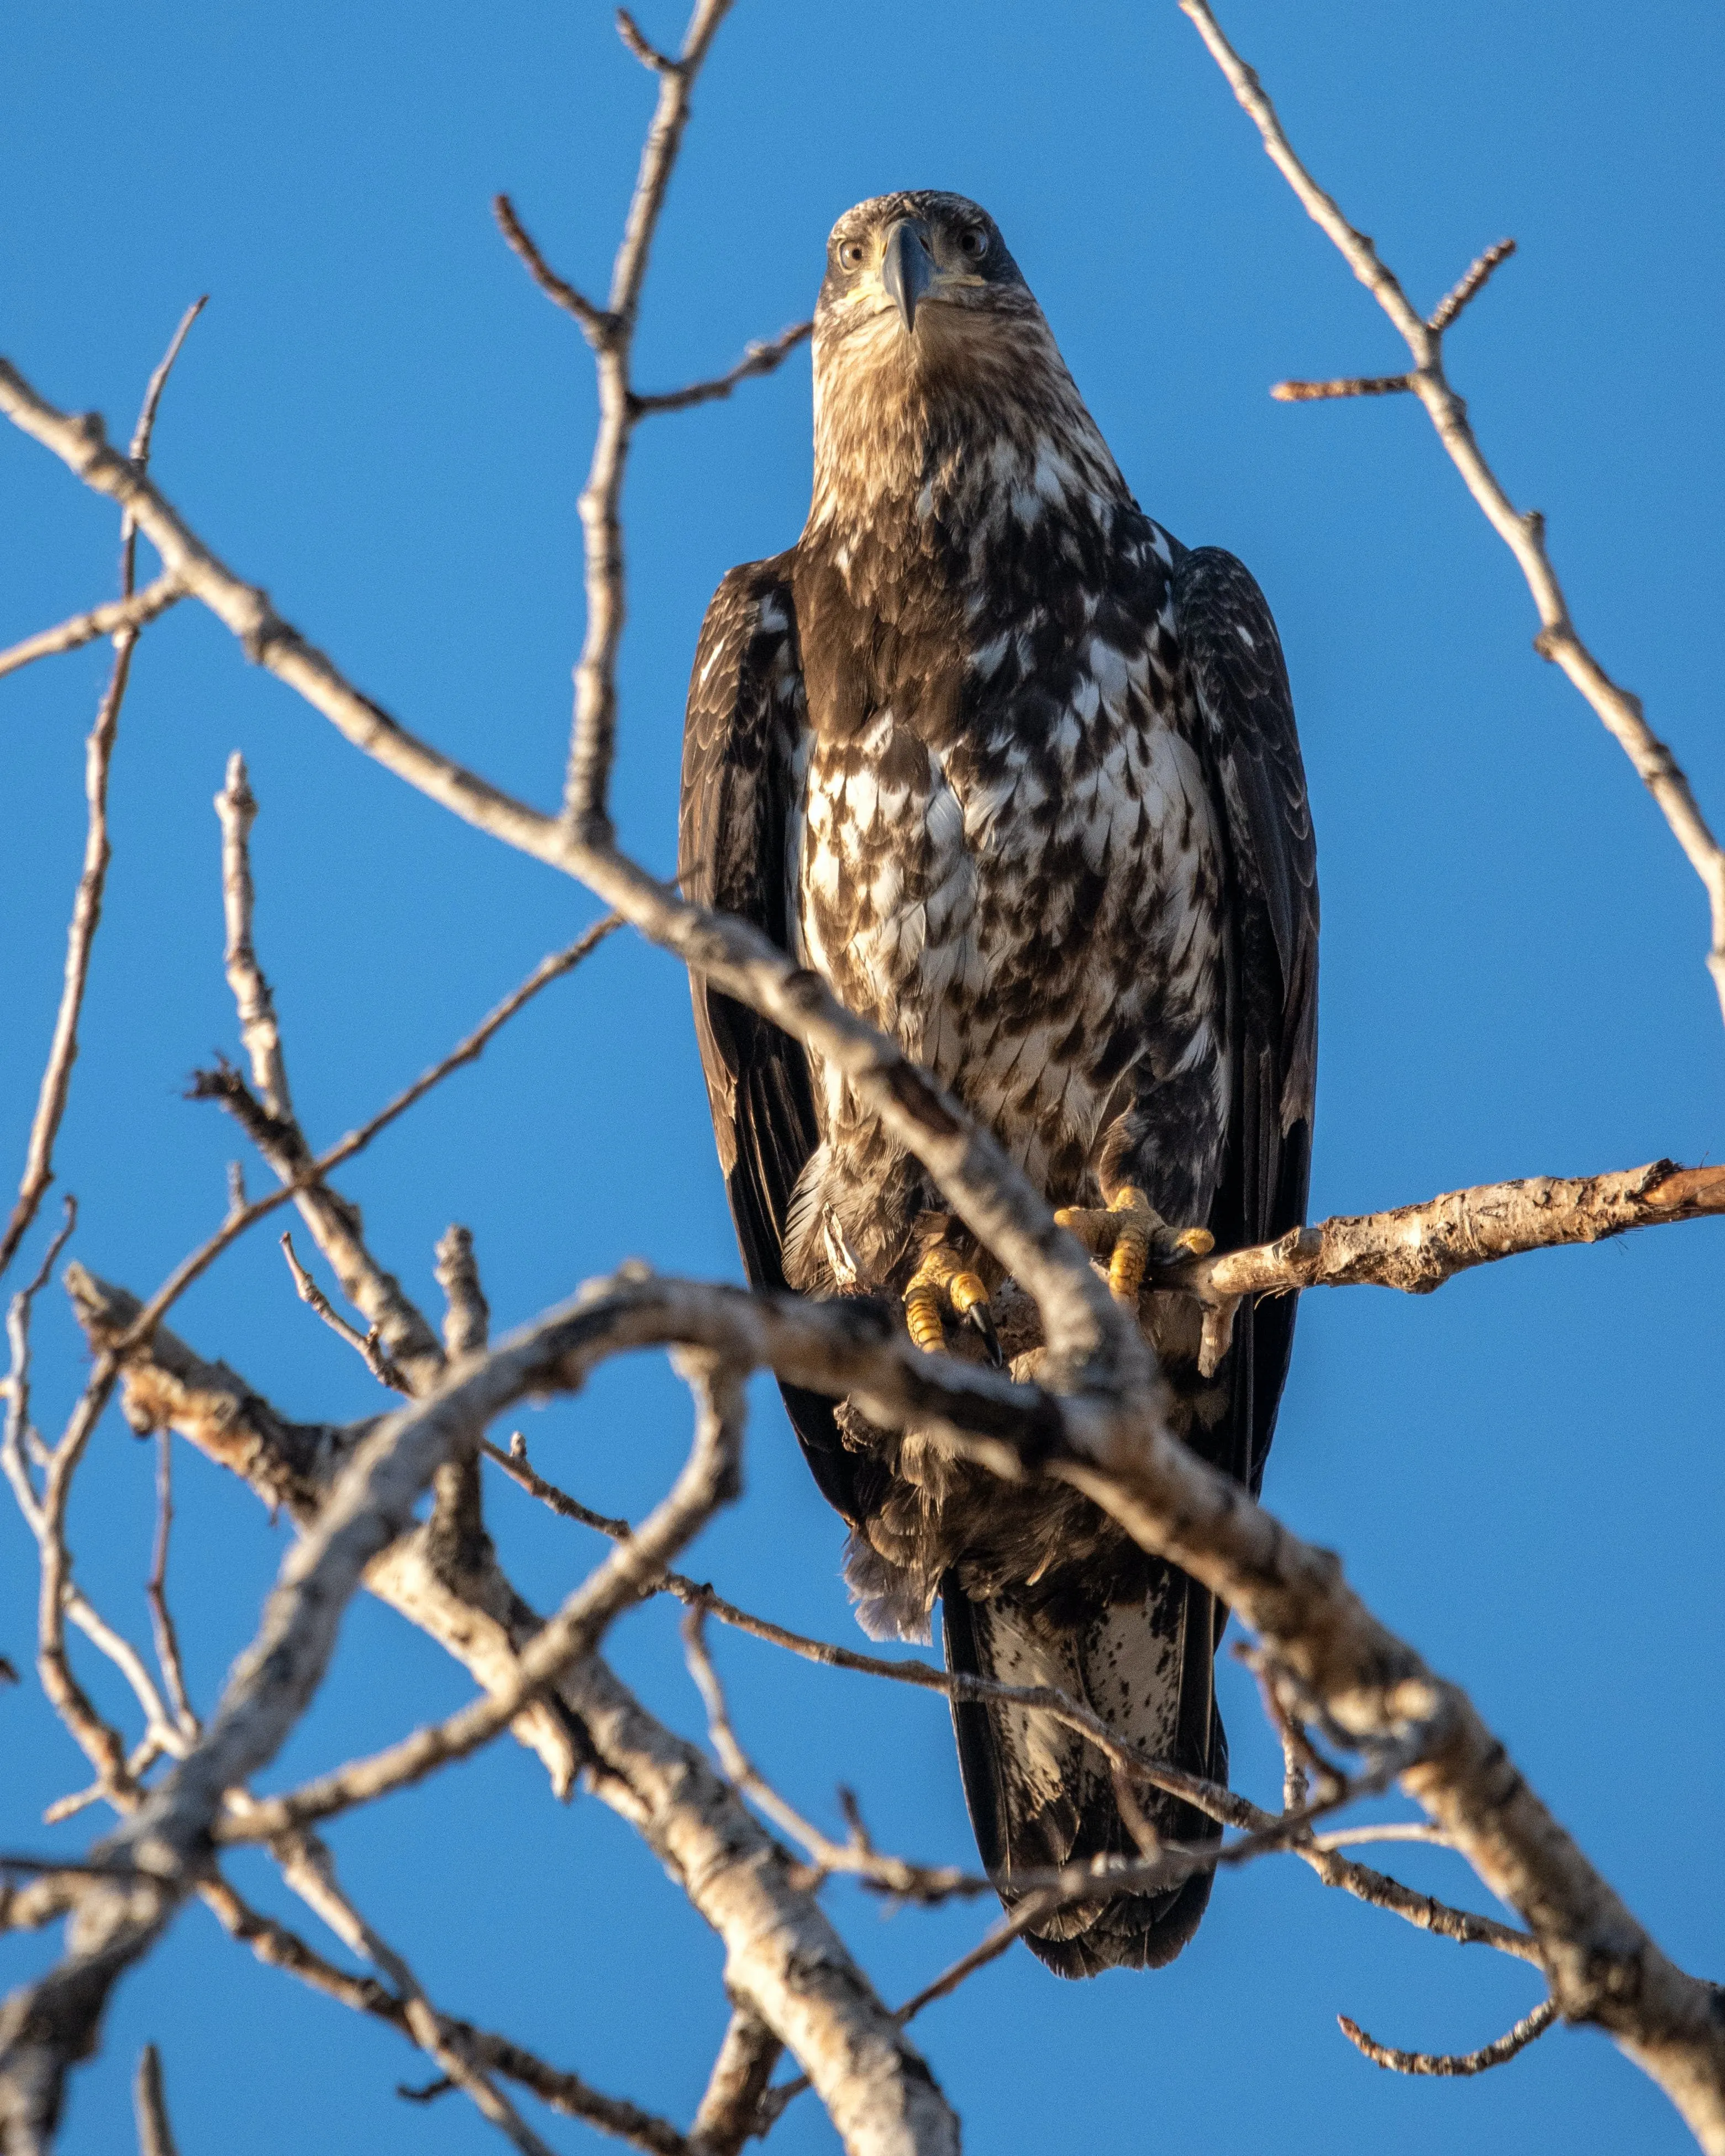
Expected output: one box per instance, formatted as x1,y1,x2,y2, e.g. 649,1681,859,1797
680,191,1317,1977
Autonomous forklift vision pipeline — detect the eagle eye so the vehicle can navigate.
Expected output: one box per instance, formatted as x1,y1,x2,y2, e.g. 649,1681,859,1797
957,225,989,261
837,238,867,272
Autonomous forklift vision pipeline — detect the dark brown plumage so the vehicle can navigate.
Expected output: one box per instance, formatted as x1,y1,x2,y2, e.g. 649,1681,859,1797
680,191,1317,1975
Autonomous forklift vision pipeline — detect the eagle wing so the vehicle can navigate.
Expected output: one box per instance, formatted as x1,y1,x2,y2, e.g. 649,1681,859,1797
679,558,861,1518
945,543,1320,1978
1176,542,1319,1498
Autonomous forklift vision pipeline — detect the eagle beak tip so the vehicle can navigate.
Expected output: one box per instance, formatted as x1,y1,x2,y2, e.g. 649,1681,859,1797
881,219,935,335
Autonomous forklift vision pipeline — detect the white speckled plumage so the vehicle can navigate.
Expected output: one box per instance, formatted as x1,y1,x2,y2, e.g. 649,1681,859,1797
680,191,1317,1977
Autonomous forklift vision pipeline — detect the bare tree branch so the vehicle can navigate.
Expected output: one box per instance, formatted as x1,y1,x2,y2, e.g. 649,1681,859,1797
217,1352,746,1844
132,2045,177,2156
198,1871,693,2154
1174,1158,1725,1303
144,1435,196,1742
492,194,609,342
0,576,184,682
690,2009,781,2156
434,1224,490,1361
1180,0,1725,1022
40,1274,959,2156
123,298,207,531
0,303,203,1285
1427,238,1517,333
1339,1994,1559,2078
213,753,291,1118
1271,373,1411,402
1160,1157,1725,1368
632,320,813,417
123,909,621,1364
282,1831,565,2156
560,0,736,838
202,757,445,1382
280,1231,409,1390
95,1305,959,2156
73,1256,1719,2137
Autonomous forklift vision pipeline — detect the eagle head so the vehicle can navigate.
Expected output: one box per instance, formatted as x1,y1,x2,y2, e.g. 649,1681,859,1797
816,190,1029,340
807,191,1122,534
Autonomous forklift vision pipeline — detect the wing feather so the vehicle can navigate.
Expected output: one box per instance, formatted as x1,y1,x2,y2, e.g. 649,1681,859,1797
1176,544,1319,1496
679,559,859,1516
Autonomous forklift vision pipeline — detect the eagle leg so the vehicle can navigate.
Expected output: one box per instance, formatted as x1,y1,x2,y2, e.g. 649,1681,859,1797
1055,1187,1214,1306
903,1240,1001,1366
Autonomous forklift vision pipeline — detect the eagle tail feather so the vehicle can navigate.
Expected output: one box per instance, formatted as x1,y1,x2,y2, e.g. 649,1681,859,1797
942,1574,1224,1977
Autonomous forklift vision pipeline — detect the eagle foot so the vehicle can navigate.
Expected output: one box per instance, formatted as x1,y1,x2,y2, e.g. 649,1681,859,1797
1054,1187,1214,1305
903,1243,1001,1366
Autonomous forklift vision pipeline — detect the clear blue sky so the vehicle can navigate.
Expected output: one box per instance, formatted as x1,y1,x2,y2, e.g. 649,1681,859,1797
4,2,1722,2150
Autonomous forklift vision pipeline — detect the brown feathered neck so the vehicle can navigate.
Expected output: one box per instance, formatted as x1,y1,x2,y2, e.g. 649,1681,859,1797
803,290,1131,566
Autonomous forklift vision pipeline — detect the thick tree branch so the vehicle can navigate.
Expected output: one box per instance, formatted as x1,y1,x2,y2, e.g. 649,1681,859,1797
55,1271,960,2156
214,1353,746,1843
70,1257,1725,2143
1163,1157,1725,1365
1181,0,1725,1023
690,2009,781,2156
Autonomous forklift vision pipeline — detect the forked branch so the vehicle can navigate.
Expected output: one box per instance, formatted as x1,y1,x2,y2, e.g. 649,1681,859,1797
1181,0,1725,1021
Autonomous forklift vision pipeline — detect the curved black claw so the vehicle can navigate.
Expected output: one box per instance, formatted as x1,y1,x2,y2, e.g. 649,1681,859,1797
965,1298,1003,1369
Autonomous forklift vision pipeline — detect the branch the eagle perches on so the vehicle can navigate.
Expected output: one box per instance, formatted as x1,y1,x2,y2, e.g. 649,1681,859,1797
2,3,1722,2153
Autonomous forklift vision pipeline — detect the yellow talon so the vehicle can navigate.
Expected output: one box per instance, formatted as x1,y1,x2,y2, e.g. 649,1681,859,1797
903,1245,999,1363
1108,1187,1153,1305
1056,1188,1214,1305
905,1275,946,1354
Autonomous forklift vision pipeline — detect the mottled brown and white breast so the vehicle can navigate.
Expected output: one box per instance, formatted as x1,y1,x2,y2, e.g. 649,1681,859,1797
786,579,1231,1290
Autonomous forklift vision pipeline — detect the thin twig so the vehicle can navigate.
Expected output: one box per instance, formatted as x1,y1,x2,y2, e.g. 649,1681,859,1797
492,194,609,342
272,1834,560,2156
2,1199,142,1800
214,752,291,1117
111,913,621,1361
0,304,203,1283
0,574,185,682
145,1432,196,1739
280,1232,411,1393
132,2044,180,2156
41,1736,165,1826
1339,1995,1559,2077
682,1605,977,1901
2,1199,77,1532
123,298,208,547
1271,373,1411,402
484,1433,1250,1827
200,1872,693,2154
1428,237,1517,333
632,320,813,416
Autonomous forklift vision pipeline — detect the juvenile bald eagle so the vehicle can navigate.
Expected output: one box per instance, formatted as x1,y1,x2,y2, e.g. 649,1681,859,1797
681,192,1317,1976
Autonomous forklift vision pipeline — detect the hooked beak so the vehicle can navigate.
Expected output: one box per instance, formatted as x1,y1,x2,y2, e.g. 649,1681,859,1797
881,218,936,334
